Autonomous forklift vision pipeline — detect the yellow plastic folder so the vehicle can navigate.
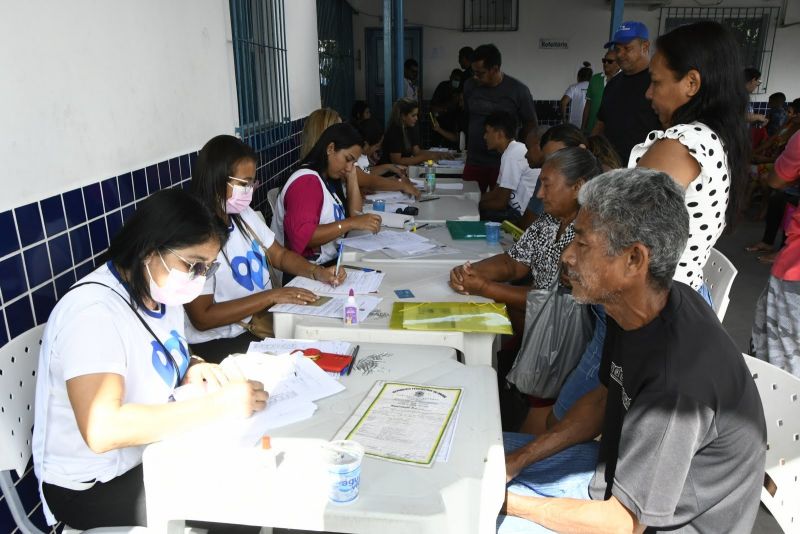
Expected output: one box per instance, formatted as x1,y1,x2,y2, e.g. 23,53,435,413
389,301,513,335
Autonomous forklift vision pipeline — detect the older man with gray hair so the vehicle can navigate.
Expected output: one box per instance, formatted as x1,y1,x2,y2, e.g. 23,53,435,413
498,168,766,533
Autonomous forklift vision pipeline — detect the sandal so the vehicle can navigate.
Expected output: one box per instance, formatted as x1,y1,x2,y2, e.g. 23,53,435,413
745,242,772,253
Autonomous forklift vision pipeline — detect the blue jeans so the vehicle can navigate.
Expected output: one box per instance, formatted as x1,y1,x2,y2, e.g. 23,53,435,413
497,433,598,533
551,284,713,421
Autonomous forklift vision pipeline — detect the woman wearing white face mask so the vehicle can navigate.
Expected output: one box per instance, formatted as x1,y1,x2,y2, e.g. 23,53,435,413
186,135,346,363
33,189,268,530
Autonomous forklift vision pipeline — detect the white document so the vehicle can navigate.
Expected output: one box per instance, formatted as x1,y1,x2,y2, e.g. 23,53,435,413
334,381,463,466
365,191,414,203
339,229,436,254
285,270,385,294
435,182,464,190
435,405,461,462
270,295,381,323
363,208,414,229
247,338,352,356
436,159,464,167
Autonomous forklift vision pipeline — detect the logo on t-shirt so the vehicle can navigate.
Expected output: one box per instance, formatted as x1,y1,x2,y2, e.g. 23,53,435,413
610,362,631,411
151,329,190,387
230,240,269,291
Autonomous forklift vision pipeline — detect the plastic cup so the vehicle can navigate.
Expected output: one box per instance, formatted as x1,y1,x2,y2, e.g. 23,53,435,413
485,221,501,244
322,440,364,505
373,199,385,212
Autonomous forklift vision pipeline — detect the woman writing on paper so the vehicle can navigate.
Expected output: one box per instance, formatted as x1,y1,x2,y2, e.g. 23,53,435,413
33,189,267,530
272,123,382,267
185,135,346,363
380,97,453,166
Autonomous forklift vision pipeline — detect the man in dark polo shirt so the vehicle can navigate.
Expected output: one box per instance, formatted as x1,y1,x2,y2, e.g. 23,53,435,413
463,43,537,193
593,21,661,164
499,168,766,533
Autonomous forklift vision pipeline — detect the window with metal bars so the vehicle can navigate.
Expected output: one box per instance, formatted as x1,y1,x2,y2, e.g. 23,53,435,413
317,0,355,119
463,0,518,32
660,6,780,93
229,0,291,140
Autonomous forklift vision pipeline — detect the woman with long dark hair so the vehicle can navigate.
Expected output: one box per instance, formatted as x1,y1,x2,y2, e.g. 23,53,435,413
272,123,382,265
186,135,345,362
379,97,451,165
632,20,749,302
33,189,267,530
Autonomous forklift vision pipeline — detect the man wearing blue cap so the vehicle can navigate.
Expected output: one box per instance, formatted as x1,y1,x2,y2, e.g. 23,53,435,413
592,21,660,164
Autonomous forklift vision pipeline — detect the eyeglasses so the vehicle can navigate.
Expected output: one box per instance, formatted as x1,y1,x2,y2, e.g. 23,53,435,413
163,248,219,279
602,59,616,65
227,176,261,192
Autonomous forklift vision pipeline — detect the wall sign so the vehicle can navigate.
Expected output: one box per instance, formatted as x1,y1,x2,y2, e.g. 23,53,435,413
539,39,569,50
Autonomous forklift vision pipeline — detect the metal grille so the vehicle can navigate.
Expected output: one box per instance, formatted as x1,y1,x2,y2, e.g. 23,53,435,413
660,7,780,93
317,0,355,119
463,0,518,32
229,0,291,140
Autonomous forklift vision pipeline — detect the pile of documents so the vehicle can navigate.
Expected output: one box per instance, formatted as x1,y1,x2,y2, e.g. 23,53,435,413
339,229,438,255
285,270,385,294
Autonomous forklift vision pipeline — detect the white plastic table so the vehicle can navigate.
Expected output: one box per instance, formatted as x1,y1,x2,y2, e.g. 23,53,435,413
413,196,479,223
410,163,465,177
273,263,501,367
413,177,479,202
142,345,505,534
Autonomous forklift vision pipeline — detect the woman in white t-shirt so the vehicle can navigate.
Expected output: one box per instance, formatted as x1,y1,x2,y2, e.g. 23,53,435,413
186,135,346,362
560,62,592,127
33,189,267,530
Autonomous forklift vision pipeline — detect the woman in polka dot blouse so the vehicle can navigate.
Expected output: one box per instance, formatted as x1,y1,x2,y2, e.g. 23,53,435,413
629,21,749,304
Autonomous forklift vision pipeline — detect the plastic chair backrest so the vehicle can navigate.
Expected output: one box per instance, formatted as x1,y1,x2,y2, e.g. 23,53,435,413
702,248,737,321
743,354,800,533
267,187,280,216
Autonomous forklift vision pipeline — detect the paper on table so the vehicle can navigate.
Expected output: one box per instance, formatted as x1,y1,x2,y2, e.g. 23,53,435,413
436,159,464,167
271,295,381,323
340,230,436,254
365,191,414,203
435,404,461,462
285,270,385,294
435,182,464,190
334,381,462,466
247,338,352,356
363,208,414,229
177,353,345,446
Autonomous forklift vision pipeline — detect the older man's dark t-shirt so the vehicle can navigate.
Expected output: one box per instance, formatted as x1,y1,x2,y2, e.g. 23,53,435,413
596,68,661,164
463,74,537,167
589,282,766,533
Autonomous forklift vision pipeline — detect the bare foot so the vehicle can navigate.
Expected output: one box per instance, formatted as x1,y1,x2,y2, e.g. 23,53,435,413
758,252,778,264
745,242,772,253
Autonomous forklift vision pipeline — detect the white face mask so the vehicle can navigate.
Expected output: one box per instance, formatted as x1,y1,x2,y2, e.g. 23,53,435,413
146,252,207,306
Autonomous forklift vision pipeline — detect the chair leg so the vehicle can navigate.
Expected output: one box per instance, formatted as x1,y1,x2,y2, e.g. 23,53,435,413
0,470,47,534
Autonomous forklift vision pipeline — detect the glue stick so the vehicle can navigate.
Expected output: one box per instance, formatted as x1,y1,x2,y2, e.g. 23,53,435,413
343,289,358,325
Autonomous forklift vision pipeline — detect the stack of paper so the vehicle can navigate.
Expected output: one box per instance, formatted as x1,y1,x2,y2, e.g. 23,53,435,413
270,294,382,322
389,301,514,335
284,270,385,294
436,181,464,190
363,208,414,229
339,229,437,255
436,160,465,167
365,191,415,203
247,338,352,355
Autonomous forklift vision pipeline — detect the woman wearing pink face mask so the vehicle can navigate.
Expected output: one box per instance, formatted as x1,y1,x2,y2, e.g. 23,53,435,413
186,135,346,363
33,189,268,530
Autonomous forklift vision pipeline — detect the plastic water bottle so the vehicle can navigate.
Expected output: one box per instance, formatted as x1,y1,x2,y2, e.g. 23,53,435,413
425,160,436,195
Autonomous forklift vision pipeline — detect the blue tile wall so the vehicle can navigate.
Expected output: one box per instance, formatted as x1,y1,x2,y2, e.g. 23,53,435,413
0,118,305,534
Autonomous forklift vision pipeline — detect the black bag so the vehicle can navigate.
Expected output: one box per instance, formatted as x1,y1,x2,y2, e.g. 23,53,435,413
505,280,594,398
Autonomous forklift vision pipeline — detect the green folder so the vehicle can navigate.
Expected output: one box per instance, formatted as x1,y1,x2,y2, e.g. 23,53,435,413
389,301,513,335
446,220,487,240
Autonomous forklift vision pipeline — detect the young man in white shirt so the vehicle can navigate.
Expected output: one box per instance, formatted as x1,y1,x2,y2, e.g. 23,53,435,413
479,110,539,223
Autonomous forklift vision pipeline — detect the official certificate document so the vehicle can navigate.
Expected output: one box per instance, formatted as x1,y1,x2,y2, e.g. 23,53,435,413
334,381,462,466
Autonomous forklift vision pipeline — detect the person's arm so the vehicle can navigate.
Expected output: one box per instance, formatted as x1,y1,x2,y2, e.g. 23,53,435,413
344,166,363,215
505,385,607,480
592,119,605,136
449,254,531,308
768,132,800,188
504,492,644,534
356,165,420,198
635,138,701,189
389,148,447,166
560,95,571,124
581,96,592,130
66,372,267,453
479,186,512,211
267,241,345,286
432,123,459,143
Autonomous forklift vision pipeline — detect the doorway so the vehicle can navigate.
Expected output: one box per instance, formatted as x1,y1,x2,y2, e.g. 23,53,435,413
364,26,422,127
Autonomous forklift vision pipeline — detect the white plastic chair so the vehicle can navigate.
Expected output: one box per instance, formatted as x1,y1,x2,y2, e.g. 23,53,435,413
266,187,280,217
743,355,800,533
0,324,153,534
702,247,737,321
